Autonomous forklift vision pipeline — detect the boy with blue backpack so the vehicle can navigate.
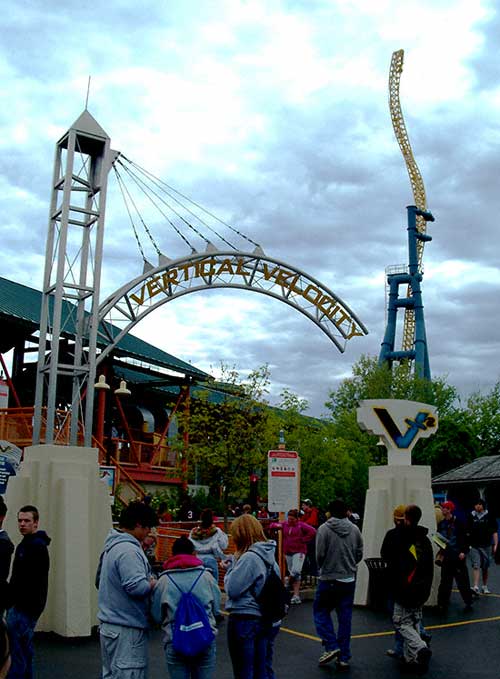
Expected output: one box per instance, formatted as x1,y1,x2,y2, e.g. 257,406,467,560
152,536,220,679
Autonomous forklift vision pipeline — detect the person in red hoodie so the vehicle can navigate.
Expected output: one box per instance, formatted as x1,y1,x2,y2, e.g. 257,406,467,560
273,509,316,604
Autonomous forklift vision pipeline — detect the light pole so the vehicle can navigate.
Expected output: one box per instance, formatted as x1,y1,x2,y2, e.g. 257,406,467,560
94,374,110,449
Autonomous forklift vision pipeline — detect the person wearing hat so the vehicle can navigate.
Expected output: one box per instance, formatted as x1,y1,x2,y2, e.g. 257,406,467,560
381,505,431,660
437,500,473,612
383,505,433,672
466,498,498,594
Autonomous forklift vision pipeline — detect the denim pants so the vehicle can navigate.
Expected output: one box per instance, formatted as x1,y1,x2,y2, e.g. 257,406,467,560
6,607,37,679
165,640,216,679
227,615,271,679
100,622,149,679
313,579,355,663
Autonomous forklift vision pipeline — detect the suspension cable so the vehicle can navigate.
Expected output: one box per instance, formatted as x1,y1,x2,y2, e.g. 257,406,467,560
114,166,148,261
116,160,197,252
122,156,261,249
114,165,162,257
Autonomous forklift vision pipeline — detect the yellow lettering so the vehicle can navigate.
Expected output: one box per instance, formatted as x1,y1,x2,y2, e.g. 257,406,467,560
130,285,146,305
162,270,178,288
177,263,192,281
200,259,216,277
262,264,280,281
236,259,250,276
303,284,322,305
275,269,297,287
216,259,235,276
146,276,163,299
345,322,364,340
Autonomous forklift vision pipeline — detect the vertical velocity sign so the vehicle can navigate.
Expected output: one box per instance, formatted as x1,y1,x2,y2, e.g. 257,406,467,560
267,450,299,513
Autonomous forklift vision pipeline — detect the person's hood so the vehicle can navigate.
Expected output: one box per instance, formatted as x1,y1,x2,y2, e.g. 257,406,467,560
247,539,277,567
408,525,429,540
103,528,139,551
23,530,51,546
190,525,218,541
162,554,203,570
472,509,488,519
325,517,353,537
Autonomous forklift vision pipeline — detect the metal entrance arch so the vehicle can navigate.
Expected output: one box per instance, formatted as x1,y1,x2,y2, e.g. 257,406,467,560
96,249,368,367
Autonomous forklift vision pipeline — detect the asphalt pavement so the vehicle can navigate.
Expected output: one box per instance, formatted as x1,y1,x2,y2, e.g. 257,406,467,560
35,566,500,678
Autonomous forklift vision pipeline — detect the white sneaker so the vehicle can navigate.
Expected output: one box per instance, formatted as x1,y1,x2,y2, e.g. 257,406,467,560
471,585,480,595
482,585,490,594
290,595,302,604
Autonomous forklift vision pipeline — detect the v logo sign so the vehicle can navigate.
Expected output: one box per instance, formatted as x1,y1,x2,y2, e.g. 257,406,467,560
373,408,435,449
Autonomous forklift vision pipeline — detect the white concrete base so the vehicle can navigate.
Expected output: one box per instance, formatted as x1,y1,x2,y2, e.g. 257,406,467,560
354,465,439,607
4,444,112,636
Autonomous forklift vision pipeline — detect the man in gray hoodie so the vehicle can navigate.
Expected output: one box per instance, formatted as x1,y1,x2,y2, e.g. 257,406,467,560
98,501,158,679
313,499,363,671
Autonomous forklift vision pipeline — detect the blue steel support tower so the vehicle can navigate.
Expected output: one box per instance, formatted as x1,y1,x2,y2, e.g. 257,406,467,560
379,205,435,379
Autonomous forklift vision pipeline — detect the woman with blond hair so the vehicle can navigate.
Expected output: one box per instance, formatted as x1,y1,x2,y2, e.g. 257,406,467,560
223,514,281,679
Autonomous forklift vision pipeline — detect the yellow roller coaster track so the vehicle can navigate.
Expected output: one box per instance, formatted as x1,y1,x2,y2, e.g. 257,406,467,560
389,49,427,353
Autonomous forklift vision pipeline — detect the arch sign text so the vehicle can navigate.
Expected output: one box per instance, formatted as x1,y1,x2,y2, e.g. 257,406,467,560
97,250,368,364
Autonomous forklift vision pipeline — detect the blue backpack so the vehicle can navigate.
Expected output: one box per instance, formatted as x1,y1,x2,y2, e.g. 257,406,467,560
166,569,215,656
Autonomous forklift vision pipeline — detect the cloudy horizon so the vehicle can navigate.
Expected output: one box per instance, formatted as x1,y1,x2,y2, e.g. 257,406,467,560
1,0,499,416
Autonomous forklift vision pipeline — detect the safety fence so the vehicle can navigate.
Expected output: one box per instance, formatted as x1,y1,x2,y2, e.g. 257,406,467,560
155,522,318,591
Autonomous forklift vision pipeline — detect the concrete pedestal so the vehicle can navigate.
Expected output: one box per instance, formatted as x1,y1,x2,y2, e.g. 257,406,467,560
354,464,439,606
4,444,112,636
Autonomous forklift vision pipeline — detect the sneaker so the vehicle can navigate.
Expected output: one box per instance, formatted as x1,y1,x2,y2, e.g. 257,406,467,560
471,585,480,595
482,585,490,594
290,595,302,604
336,660,350,671
318,649,340,666
386,649,403,659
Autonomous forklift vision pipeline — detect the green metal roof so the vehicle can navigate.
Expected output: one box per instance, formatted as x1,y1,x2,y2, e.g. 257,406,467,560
0,276,210,381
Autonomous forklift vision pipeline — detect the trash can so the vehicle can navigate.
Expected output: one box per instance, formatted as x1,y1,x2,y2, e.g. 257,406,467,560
364,557,389,611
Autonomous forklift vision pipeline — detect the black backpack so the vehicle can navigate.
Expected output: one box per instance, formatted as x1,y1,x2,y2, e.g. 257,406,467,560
250,550,290,623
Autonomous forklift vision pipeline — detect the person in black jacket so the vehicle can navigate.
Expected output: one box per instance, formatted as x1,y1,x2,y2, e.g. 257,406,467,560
437,500,473,611
7,504,50,679
386,504,433,672
0,498,13,615
466,498,498,594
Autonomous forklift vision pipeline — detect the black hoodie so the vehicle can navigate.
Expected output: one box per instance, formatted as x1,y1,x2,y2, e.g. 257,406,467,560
9,530,51,619
385,524,433,609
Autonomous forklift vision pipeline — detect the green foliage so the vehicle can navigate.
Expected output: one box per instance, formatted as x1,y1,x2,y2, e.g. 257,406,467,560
466,383,500,457
179,364,273,506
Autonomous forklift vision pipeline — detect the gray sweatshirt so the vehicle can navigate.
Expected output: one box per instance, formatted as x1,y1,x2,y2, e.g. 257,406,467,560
316,517,363,581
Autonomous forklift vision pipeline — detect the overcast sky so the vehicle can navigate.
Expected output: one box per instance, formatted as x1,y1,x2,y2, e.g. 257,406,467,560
1,0,499,417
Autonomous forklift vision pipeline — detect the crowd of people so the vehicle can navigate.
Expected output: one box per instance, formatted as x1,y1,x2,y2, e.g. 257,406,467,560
0,491,496,678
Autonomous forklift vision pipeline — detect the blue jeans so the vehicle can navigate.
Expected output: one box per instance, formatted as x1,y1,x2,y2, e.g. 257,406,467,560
264,624,280,679
7,607,37,679
313,580,355,663
227,616,271,679
165,641,216,679
100,622,148,679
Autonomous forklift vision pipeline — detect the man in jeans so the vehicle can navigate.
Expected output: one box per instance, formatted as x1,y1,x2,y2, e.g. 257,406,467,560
7,504,51,679
98,501,158,679
467,498,498,594
313,499,363,671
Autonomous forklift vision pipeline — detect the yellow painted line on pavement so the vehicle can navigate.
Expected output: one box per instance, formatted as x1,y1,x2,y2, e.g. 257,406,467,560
279,614,500,643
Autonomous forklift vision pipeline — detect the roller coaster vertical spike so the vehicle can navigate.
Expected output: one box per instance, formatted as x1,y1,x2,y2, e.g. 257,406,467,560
379,50,434,380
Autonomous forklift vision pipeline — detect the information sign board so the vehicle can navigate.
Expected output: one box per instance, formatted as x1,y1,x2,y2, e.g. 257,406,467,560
267,450,299,513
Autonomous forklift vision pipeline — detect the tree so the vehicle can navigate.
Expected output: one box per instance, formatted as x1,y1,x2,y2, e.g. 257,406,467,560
178,364,273,518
